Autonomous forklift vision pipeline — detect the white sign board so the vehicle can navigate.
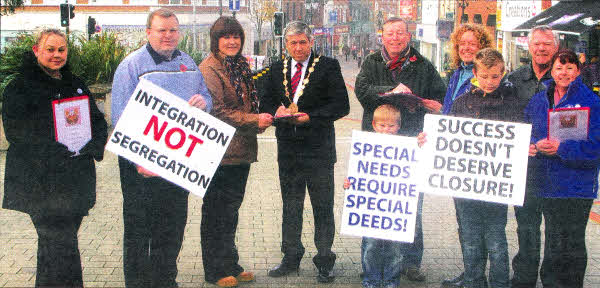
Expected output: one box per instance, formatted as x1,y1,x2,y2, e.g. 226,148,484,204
341,130,420,243
417,114,531,206
106,78,235,197
500,0,542,31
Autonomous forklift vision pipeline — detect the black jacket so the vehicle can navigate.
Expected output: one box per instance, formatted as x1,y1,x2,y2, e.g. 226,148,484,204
2,52,108,216
450,78,523,123
355,47,446,136
260,53,349,163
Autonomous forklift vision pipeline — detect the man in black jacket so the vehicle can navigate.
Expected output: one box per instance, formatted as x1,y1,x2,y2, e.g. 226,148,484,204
260,21,350,283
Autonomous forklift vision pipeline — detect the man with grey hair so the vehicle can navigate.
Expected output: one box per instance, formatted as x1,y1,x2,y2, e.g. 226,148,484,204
111,8,211,288
260,21,349,283
507,25,559,288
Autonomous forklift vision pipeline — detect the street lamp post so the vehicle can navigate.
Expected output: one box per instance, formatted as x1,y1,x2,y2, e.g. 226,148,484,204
457,0,469,24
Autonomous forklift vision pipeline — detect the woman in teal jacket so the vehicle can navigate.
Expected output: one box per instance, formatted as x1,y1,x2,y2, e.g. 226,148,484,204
524,49,600,288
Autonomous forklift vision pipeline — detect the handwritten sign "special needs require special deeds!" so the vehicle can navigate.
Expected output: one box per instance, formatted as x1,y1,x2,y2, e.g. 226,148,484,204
417,114,531,206
106,79,235,197
341,130,421,243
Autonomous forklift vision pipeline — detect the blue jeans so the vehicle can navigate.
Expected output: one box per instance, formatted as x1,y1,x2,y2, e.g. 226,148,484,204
399,192,424,269
361,237,402,286
361,193,424,286
455,199,509,288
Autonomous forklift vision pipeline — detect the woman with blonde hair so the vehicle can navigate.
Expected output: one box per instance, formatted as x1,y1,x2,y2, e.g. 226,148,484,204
441,24,494,114
440,23,493,288
2,28,108,287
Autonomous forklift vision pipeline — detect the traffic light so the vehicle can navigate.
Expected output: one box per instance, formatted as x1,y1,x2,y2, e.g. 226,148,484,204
274,12,284,37
88,16,97,35
60,3,69,27
59,3,75,27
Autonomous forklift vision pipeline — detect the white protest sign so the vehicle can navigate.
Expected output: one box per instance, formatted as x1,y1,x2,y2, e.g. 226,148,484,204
341,130,420,243
417,114,531,206
106,78,235,197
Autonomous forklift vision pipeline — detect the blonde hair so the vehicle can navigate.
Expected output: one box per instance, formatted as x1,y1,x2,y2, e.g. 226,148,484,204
450,24,494,69
373,104,401,125
146,8,178,29
473,48,505,72
35,28,66,46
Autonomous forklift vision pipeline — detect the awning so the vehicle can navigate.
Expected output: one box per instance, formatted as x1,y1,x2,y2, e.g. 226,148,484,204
513,0,600,35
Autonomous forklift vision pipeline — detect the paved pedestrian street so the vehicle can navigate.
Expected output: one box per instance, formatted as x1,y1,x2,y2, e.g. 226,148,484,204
1,59,600,287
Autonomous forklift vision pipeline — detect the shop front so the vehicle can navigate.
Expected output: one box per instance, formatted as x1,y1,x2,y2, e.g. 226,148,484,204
513,0,600,66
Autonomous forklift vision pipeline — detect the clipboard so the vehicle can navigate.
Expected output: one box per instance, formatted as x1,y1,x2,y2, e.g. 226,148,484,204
377,92,424,110
547,107,590,142
274,112,307,123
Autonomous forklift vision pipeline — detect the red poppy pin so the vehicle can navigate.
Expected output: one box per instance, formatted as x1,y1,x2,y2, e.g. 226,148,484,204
180,64,188,72
409,55,417,62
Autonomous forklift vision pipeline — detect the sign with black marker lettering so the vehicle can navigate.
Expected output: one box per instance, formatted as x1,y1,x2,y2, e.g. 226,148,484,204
341,130,420,242
106,78,235,197
417,114,531,206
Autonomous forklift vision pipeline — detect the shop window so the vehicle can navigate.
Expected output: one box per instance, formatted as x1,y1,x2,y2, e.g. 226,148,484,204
487,15,496,27
461,14,469,23
473,14,482,24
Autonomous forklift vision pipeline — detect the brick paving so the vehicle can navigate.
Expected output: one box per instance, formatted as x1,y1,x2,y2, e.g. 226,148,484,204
1,58,600,287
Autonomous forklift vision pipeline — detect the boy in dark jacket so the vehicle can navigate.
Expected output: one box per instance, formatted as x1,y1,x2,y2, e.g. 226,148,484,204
344,102,415,288
444,48,522,288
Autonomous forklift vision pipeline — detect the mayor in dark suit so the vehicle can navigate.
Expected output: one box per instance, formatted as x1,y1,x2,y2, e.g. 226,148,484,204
260,21,350,283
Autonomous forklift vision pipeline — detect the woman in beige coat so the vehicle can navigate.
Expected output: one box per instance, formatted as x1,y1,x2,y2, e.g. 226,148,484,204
198,16,273,287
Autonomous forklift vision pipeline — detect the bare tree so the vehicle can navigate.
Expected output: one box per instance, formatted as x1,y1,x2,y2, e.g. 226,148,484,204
249,0,278,55
1,0,25,15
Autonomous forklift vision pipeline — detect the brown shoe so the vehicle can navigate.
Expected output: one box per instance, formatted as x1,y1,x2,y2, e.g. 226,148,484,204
236,271,255,282
215,276,238,287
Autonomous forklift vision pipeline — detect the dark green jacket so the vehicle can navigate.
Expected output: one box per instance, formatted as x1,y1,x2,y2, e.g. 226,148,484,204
355,47,446,136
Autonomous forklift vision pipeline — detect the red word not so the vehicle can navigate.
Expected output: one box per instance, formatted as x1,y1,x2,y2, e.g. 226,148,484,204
144,115,203,157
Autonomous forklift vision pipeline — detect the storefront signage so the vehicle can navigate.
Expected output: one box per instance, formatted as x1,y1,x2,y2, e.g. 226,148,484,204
334,25,349,34
500,0,541,31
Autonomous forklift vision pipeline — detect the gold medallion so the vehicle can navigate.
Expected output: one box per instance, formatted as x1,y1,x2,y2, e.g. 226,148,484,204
288,103,299,114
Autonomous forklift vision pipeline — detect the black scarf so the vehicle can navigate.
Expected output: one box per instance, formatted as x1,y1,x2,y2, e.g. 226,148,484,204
222,54,259,113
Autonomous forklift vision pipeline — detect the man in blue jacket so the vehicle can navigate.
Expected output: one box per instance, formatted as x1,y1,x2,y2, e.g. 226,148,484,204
111,8,212,288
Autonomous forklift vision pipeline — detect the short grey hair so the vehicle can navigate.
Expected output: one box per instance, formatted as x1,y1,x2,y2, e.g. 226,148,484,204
284,21,313,41
528,25,559,47
146,8,178,29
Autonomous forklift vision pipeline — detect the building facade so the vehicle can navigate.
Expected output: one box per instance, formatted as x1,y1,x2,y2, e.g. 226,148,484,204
1,0,255,55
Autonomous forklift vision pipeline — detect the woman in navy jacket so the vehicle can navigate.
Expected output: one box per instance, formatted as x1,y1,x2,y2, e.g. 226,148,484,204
524,49,600,288
440,23,494,287
2,29,108,287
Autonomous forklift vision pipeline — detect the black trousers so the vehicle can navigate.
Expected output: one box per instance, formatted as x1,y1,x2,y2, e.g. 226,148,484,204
540,197,593,288
118,157,188,288
30,214,84,288
511,182,543,288
201,164,250,283
278,159,336,270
